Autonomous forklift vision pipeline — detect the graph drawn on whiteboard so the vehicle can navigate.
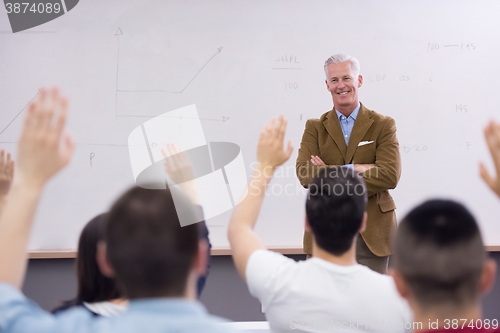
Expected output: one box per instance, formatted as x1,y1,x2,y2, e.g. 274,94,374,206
113,28,227,119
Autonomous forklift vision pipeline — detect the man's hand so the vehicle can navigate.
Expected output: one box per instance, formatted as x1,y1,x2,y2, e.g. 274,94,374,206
0,87,74,289
310,155,326,166
480,120,500,198
228,115,293,281
162,144,200,205
17,87,74,189
257,115,293,172
0,150,14,197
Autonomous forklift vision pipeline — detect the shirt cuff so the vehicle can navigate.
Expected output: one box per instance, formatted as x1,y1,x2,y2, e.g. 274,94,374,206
342,164,354,170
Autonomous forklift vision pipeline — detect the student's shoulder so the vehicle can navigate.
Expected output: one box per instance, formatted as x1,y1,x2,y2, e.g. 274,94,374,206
246,250,300,279
355,265,400,289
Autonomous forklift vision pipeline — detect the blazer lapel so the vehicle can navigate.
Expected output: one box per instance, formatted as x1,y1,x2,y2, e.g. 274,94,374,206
323,110,347,161
345,104,374,164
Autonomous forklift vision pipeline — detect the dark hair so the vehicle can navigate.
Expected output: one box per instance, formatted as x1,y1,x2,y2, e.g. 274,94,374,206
76,213,121,303
305,167,367,255
393,199,485,308
104,187,200,299
52,214,121,314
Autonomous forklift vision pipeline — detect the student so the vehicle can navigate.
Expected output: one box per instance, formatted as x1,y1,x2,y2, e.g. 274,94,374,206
228,116,411,333
391,200,498,332
387,121,500,333
52,213,127,316
0,87,234,333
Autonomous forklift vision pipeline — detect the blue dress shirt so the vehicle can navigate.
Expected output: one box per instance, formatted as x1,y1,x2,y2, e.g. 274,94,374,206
335,102,361,169
0,284,235,333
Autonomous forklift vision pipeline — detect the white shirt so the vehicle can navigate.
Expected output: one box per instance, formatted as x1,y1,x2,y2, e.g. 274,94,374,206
83,301,127,317
246,250,412,333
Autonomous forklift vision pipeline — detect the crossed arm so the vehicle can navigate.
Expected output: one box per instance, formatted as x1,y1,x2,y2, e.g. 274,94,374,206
297,118,401,197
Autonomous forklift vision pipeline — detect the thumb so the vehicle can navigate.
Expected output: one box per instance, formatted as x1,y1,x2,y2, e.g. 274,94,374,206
62,133,75,166
480,162,494,188
285,141,294,159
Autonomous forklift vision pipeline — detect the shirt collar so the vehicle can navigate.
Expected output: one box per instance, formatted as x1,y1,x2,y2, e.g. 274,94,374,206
335,102,360,120
127,298,207,316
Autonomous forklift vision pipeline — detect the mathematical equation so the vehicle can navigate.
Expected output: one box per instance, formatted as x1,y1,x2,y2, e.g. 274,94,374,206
427,43,476,52
401,145,428,154
400,142,472,154
366,74,412,83
273,54,302,91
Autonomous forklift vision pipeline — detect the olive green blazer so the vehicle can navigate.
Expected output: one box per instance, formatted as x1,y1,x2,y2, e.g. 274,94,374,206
296,103,401,257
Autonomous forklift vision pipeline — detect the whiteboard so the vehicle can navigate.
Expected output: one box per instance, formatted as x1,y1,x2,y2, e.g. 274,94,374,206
1,0,500,252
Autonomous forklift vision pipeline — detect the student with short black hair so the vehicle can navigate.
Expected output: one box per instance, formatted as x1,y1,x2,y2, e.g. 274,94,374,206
228,116,411,333
391,199,497,332
0,87,234,333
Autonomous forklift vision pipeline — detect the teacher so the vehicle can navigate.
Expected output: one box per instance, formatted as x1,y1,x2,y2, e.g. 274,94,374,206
296,54,401,274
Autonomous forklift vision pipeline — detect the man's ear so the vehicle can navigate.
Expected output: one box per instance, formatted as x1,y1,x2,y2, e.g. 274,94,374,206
389,268,410,299
325,79,329,91
359,212,367,233
195,239,209,276
479,258,497,295
357,75,363,88
96,241,115,278
305,216,311,232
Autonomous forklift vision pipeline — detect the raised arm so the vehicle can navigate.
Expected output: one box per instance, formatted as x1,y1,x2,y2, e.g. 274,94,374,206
162,143,200,205
228,116,293,280
480,120,500,198
0,88,74,289
0,150,14,215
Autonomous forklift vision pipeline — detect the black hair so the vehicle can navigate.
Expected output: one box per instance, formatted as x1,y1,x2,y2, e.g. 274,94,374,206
394,199,485,307
105,187,200,298
305,167,367,255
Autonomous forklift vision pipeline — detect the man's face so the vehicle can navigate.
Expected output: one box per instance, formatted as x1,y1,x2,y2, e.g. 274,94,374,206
325,61,363,113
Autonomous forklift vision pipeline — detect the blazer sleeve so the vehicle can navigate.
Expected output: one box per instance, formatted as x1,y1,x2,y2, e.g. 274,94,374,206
296,119,341,188
360,117,401,197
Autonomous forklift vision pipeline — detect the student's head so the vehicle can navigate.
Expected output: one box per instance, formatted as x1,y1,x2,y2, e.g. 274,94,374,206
305,167,367,255
76,213,121,303
392,199,496,316
97,187,206,299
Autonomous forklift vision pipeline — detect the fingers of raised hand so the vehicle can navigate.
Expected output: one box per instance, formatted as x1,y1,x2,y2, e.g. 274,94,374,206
25,88,67,142
485,121,500,172
480,162,494,188
0,150,4,170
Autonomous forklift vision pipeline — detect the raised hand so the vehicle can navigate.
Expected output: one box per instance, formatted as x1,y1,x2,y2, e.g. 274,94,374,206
162,144,195,185
17,87,74,188
162,144,199,205
0,150,14,197
257,115,293,171
0,87,74,289
480,120,500,198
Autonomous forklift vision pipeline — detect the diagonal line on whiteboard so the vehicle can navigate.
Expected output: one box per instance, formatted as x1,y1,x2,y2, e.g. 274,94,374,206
117,47,223,94
0,92,39,135
180,47,223,93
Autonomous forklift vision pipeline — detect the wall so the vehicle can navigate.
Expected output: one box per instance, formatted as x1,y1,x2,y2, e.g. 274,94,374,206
22,253,500,321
